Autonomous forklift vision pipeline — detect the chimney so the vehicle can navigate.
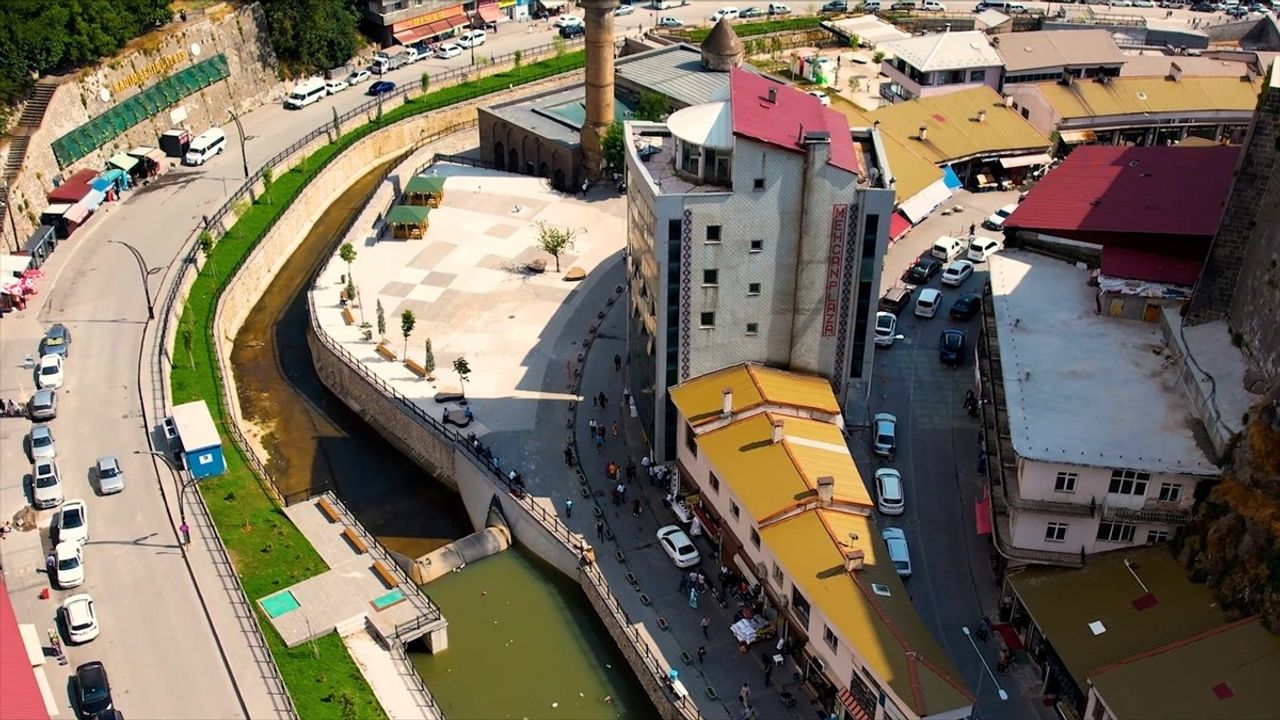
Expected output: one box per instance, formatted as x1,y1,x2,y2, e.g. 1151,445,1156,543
844,533,865,572
1003,94,1014,108
1169,62,1183,82
771,420,784,444
918,126,928,141
817,476,834,506
721,388,733,416
976,109,987,123
767,87,778,104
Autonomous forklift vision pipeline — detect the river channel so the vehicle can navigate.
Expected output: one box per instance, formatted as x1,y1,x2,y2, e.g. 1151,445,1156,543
229,155,650,718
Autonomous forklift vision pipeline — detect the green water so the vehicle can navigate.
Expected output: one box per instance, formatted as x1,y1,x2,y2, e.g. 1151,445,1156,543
413,549,652,720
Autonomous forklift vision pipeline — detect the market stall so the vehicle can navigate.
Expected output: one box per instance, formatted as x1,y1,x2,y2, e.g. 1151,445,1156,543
46,168,98,205
127,147,168,178
22,225,58,267
403,175,447,208
107,152,144,184
40,204,72,239
386,204,431,239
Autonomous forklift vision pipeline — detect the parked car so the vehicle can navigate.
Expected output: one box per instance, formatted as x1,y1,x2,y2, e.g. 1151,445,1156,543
555,14,583,26
560,23,586,38
740,6,767,16
983,203,1018,231
1133,0,1156,6
367,80,397,96
458,30,487,48
939,328,966,365
33,459,63,509
903,256,942,286
58,499,89,545
55,541,85,588
872,413,897,457
820,0,849,11
769,2,793,13
40,323,72,358
806,90,831,106
325,80,348,95
940,260,975,287
346,68,372,86
436,43,463,59
97,456,125,495
949,293,981,321
914,287,942,318
28,388,57,421
30,423,56,460
880,285,913,314
75,662,114,719
37,354,65,390
881,527,913,577
657,16,685,26
62,594,100,644
657,525,700,568
967,236,1002,262
874,312,898,347
874,468,905,515
710,6,741,21
1190,2,1216,9
615,3,636,14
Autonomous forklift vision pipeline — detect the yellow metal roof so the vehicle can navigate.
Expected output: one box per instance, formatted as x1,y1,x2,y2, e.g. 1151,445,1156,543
870,86,1051,164
762,511,973,716
696,413,871,520
668,363,841,427
1036,75,1262,120
836,98,945,204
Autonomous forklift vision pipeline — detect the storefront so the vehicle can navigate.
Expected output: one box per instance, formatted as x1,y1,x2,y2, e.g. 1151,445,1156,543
391,4,469,46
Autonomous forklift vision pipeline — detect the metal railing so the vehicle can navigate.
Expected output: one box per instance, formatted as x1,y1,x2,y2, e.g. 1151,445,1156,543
386,636,446,720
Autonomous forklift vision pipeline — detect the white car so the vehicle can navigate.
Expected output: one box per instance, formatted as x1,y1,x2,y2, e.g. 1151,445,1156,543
97,456,125,495
710,6,741,21
615,3,636,14
57,499,89,546
657,16,684,26
325,80,347,95
1109,0,1133,5
874,468,905,516
656,525,701,568
872,413,897,457
346,68,372,86
436,43,462,59
62,594,100,644
806,90,831,106
555,14,583,27
37,354,64,389
33,459,63,509
983,203,1018,231
966,236,1002,263
1133,0,1155,5
55,541,85,589
458,30,487,48
881,528,913,577
30,423,57,460
874,312,898,347
940,260,975,287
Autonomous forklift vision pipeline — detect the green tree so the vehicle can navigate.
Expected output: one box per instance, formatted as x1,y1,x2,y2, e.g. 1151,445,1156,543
376,299,386,342
261,165,274,205
634,91,670,121
512,49,523,75
453,357,471,390
849,33,861,49
198,230,218,280
553,36,567,58
420,71,430,93
873,50,886,64
259,0,360,77
602,122,625,172
339,242,356,281
423,338,436,378
535,222,581,272
180,320,195,369
400,309,416,358
332,105,341,137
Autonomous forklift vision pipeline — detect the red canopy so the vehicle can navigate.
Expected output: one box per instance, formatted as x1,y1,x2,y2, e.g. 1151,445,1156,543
889,211,912,242
47,168,98,204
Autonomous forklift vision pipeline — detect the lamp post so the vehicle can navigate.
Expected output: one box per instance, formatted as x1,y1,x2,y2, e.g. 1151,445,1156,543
110,239,162,320
228,109,250,179
136,449,200,526
962,625,1009,704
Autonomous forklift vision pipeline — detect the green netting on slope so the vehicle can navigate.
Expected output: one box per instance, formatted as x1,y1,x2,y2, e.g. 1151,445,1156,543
51,53,231,168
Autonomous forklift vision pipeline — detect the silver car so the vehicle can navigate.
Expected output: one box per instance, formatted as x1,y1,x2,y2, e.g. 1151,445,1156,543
30,424,56,460
29,388,57,421
33,459,63,509
96,456,125,495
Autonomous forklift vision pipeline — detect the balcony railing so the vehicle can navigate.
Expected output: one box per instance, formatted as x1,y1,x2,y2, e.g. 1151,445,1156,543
1102,498,1192,527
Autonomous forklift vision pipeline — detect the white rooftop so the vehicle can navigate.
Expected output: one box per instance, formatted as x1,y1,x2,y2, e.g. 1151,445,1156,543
830,15,911,47
171,400,221,451
879,30,1002,72
667,101,733,150
988,251,1217,476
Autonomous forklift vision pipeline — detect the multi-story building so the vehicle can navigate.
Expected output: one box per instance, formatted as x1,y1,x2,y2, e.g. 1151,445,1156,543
669,363,974,720
977,250,1219,567
991,30,1124,87
878,31,1003,104
623,67,896,461
364,0,521,46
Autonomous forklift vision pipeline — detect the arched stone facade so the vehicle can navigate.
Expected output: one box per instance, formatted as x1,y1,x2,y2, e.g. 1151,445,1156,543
478,109,584,193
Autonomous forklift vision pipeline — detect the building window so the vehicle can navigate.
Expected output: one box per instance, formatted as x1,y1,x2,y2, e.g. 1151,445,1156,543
791,587,811,626
753,178,765,190
700,311,716,328
822,625,839,652
750,527,761,548
745,322,759,335
1158,482,1182,502
730,501,740,519
749,239,763,253
1147,529,1171,544
1054,472,1078,493
706,225,722,243
702,269,719,287
1109,470,1150,497
1097,522,1137,544
771,562,784,586
969,69,986,83
684,422,697,455
1045,522,1068,543
1021,107,1030,120
747,282,761,296
709,472,720,493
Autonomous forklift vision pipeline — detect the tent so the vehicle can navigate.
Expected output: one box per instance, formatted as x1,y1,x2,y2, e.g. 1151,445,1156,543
403,176,447,207
46,168,99,204
107,152,143,181
128,147,168,177
40,204,73,239
385,205,431,240
96,168,130,196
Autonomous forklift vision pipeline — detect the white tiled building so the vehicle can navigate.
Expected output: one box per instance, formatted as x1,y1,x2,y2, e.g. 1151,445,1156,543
878,31,1003,104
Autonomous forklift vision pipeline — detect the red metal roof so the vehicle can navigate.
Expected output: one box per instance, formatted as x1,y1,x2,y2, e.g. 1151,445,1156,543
47,168,99,205
729,68,860,175
1101,246,1202,285
889,211,912,241
0,576,49,720
1004,146,1238,239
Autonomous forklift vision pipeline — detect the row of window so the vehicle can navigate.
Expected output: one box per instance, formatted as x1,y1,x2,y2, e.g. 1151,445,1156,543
700,269,762,297
1044,521,1170,545
701,225,766,252
1051,470,1182,502
697,312,758,335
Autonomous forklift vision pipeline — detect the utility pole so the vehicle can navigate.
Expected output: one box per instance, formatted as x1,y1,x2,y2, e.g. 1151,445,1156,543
228,109,250,179
110,239,161,320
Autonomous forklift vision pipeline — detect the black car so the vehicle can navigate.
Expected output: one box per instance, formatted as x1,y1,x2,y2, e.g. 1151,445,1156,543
40,323,72,358
367,80,396,96
939,328,966,365
1190,2,1215,9
1225,4,1248,15
820,0,849,11
560,22,585,38
75,662,113,719
949,293,981,320
903,256,943,285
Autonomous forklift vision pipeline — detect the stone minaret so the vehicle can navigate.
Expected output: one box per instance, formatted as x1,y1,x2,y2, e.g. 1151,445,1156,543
579,0,619,179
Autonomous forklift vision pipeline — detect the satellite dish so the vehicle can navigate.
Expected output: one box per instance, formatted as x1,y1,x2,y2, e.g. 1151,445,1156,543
98,88,111,103
190,43,202,57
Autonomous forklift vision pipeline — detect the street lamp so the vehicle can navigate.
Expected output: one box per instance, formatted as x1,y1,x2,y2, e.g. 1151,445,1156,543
110,239,163,320
136,449,200,526
962,626,1009,703
228,109,250,179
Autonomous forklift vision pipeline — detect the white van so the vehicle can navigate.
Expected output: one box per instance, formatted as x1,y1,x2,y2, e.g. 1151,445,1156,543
914,288,942,318
183,128,227,166
931,236,965,263
920,0,946,10
284,78,327,109
458,30,487,48
981,0,1027,12
967,235,1003,262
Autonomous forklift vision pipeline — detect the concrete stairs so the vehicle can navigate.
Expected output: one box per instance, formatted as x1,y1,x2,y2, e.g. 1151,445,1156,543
1,77,61,239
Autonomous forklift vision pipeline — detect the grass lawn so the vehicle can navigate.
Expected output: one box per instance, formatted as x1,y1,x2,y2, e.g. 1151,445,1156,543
169,49,586,720
685,16,822,42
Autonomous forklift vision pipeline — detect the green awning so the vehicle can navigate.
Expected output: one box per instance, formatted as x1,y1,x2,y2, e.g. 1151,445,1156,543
404,176,447,195
108,153,140,172
386,205,432,225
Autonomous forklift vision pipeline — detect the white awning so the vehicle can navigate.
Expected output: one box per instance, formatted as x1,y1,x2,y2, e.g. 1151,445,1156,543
540,0,568,8
898,176,954,224
999,152,1053,169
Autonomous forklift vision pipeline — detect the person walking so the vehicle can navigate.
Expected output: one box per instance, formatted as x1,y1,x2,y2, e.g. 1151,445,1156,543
563,444,575,466
631,498,641,518
45,552,56,576
596,518,605,542
625,460,636,483
977,615,991,643
612,421,619,438
763,663,773,686
589,418,597,434
622,388,631,407
564,499,574,518
739,682,751,707
697,646,707,663
614,354,622,371
997,647,1010,673
179,521,191,546
700,616,711,638
595,432,604,452
598,391,608,410
616,482,626,504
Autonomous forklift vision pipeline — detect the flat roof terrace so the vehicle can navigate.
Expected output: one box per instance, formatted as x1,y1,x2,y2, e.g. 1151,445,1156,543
987,251,1217,476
